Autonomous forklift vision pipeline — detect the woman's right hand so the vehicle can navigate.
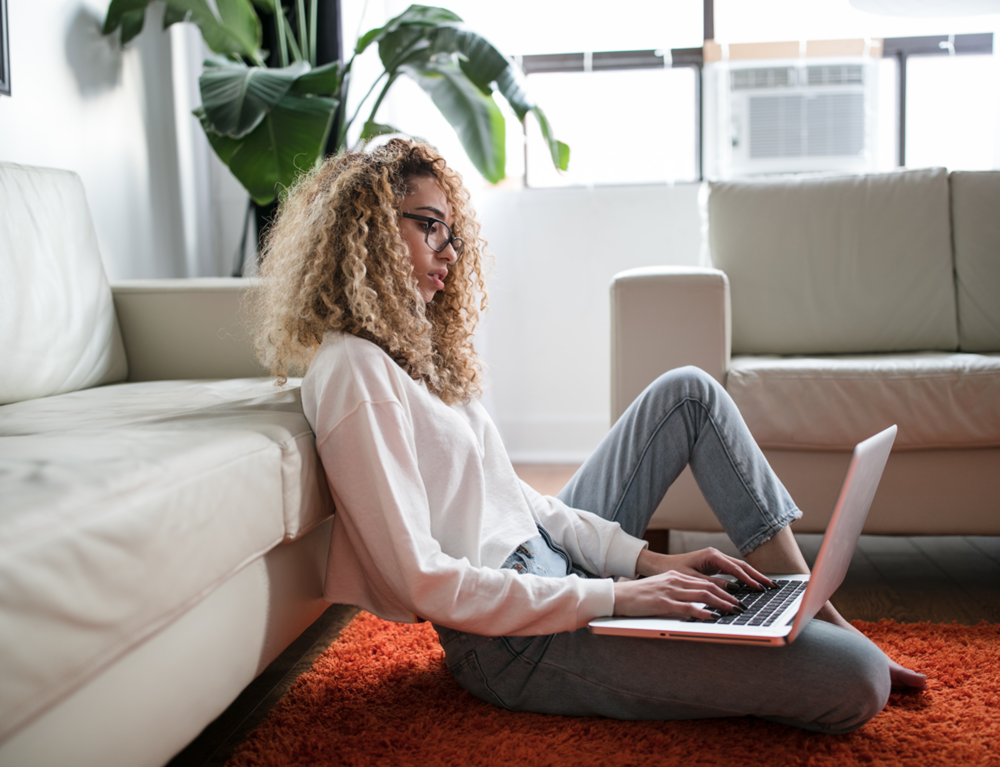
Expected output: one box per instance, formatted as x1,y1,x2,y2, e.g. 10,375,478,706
612,570,745,620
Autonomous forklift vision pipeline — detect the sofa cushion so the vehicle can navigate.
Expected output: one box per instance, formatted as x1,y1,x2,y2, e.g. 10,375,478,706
0,379,332,740
727,352,1000,451
707,168,958,356
0,163,128,405
950,171,1000,352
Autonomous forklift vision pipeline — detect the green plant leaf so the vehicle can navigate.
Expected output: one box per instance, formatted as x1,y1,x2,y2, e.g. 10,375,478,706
403,61,505,183
360,121,403,141
106,0,263,58
193,106,242,165
103,0,151,35
494,62,532,121
377,25,433,72
290,60,343,95
356,4,462,56
200,60,309,138
430,26,507,95
214,0,262,53
199,93,338,205
494,67,569,171
248,0,276,11
162,6,191,28
167,0,260,58
531,106,570,171
120,8,147,43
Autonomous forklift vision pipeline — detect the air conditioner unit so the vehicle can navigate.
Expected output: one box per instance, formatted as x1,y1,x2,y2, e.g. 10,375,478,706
704,57,881,178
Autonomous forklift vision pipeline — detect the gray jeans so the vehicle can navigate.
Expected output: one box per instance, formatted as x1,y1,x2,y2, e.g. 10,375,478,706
434,367,890,733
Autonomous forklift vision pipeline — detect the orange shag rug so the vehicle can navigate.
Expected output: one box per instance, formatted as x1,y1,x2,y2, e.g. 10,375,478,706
225,613,999,767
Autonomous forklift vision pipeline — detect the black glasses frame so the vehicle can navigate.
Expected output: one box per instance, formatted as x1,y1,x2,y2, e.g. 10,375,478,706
400,212,464,259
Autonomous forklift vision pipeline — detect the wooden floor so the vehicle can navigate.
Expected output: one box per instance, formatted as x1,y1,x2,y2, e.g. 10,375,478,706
169,462,1000,767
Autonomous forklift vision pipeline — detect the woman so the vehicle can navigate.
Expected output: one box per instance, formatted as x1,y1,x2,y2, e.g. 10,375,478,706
252,139,924,733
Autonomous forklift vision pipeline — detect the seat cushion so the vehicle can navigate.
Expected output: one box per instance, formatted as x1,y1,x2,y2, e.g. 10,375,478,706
707,168,959,355
727,352,1000,451
0,379,332,741
0,163,128,405
950,171,1000,352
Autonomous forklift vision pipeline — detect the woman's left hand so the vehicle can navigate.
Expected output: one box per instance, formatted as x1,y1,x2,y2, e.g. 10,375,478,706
635,547,776,591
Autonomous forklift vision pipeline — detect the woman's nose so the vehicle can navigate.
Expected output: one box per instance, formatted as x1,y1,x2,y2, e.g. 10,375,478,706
440,243,458,263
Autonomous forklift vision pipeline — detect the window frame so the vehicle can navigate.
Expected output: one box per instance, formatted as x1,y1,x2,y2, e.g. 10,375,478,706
520,48,706,184
882,33,994,167
0,0,10,97
515,1,997,184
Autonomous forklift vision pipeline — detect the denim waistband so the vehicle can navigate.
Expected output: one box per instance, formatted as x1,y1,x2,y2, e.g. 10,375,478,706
500,525,580,578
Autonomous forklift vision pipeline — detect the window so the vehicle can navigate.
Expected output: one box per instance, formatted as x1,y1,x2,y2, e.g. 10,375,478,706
523,54,699,186
906,53,999,170
444,0,706,188
710,1,1000,176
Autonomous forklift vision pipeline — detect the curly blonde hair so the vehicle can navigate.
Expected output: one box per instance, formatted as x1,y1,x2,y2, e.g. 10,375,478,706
249,139,488,404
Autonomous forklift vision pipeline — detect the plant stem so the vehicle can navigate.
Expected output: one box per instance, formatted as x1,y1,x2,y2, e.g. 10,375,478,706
275,2,289,67
364,72,398,128
309,0,317,67
340,69,387,146
296,0,308,64
285,20,304,61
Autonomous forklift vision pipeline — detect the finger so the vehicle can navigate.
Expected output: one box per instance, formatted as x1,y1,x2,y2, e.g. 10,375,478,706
671,586,743,613
663,599,717,621
708,556,775,590
667,574,742,606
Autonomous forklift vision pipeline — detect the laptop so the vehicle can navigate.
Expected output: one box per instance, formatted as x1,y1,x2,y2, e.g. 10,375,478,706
588,425,897,647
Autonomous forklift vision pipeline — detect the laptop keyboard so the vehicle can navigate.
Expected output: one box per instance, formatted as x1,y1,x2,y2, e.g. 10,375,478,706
699,579,807,627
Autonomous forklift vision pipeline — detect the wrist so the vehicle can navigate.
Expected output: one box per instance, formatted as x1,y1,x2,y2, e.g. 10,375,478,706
635,547,676,578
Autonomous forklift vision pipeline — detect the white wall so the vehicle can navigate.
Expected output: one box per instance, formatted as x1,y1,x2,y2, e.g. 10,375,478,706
0,0,189,279
476,183,703,462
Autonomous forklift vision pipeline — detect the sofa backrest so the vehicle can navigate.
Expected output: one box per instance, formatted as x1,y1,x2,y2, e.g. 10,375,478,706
0,163,127,405
949,171,1000,352
705,168,959,356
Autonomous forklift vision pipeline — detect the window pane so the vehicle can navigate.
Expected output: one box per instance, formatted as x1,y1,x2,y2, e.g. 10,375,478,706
525,68,697,187
906,54,999,170
715,0,1000,44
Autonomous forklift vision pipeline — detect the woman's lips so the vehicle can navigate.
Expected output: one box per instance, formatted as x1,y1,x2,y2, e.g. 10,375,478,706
429,272,446,290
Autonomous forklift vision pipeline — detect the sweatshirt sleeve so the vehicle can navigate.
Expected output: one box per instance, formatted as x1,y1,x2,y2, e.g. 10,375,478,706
317,399,617,635
518,479,648,579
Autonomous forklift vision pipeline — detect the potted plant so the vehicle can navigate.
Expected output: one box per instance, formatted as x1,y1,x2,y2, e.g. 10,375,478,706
103,0,569,208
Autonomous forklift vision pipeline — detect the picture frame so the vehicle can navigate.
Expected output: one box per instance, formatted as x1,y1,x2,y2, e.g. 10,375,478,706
0,0,9,97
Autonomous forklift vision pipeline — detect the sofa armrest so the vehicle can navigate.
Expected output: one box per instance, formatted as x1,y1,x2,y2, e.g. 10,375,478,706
610,267,731,422
111,278,268,381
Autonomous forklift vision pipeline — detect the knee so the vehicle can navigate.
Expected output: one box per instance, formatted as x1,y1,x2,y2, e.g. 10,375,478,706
649,365,721,402
813,632,891,734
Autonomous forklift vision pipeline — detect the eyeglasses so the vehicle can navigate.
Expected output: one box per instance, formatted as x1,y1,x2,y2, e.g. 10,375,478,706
400,213,464,259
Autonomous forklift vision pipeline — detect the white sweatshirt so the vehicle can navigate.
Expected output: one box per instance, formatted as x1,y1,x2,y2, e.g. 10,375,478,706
301,332,647,636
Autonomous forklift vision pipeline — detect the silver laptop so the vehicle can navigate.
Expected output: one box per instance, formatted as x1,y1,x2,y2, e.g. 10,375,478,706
588,425,897,647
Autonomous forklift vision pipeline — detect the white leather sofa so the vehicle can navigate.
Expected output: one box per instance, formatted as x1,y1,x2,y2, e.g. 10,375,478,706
0,163,335,767
611,168,1000,535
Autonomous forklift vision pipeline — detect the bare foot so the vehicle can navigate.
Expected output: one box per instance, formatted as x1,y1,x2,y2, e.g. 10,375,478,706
816,602,926,691
886,657,927,690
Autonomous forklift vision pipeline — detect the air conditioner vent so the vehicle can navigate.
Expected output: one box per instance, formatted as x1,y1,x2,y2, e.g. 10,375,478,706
806,64,864,87
749,92,865,159
807,93,865,156
731,67,796,90
750,95,804,158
